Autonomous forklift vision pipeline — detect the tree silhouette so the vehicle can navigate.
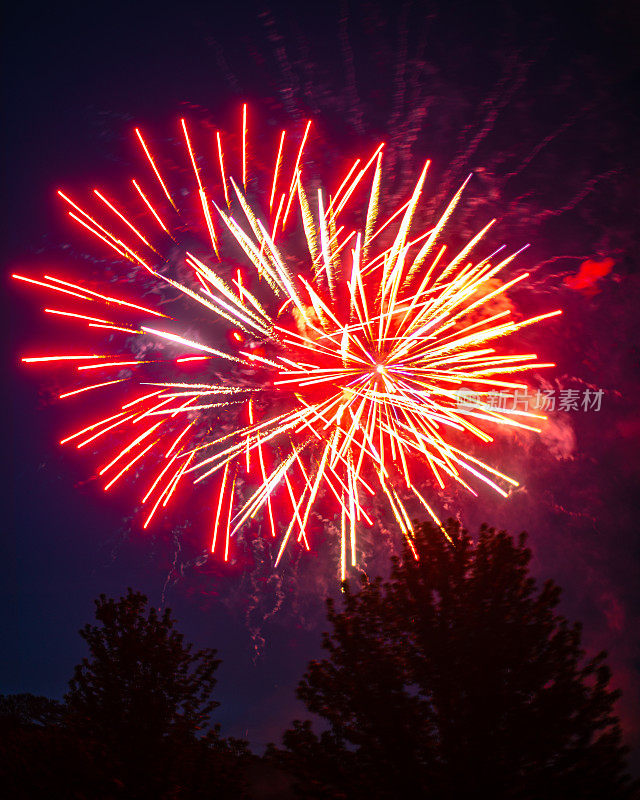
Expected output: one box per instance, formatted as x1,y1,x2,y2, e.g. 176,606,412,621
61,588,248,797
272,520,637,799
66,588,220,743
0,590,251,798
0,693,63,730
0,691,103,798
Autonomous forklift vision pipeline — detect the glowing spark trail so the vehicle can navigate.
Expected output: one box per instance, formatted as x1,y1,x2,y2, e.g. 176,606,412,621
16,107,560,575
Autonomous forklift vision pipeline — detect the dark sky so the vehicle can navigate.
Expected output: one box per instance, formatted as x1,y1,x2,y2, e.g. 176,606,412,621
3,0,640,761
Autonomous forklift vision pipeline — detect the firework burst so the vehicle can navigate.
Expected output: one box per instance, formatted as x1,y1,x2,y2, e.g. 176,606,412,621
15,106,560,578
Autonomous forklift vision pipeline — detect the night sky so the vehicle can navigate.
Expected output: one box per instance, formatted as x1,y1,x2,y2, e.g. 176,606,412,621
3,0,640,763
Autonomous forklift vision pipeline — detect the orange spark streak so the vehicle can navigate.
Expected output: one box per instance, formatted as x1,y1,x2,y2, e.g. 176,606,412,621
45,308,109,324
181,118,203,191
211,460,230,554
78,360,150,371
99,420,163,476
59,193,155,273
255,413,276,538
181,118,219,256
59,379,125,399
22,354,107,363
135,128,177,209
270,130,285,212
282,120,311,227
13,274,91,301
161,452,194,508
224,470,236,562
165,422,193,458
43,275,167,318
94,189,154,250
216,131,230,208
142,452,180,504
122,390,164,408
89,324,142,334
132,180,170,233
104,439,158,491
67,211,127,258
242,104,247,190
60,411,127,444
76,412,137,448
143,457,183,528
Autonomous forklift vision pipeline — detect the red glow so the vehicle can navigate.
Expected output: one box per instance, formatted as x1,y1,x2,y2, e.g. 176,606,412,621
564,257,614,296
